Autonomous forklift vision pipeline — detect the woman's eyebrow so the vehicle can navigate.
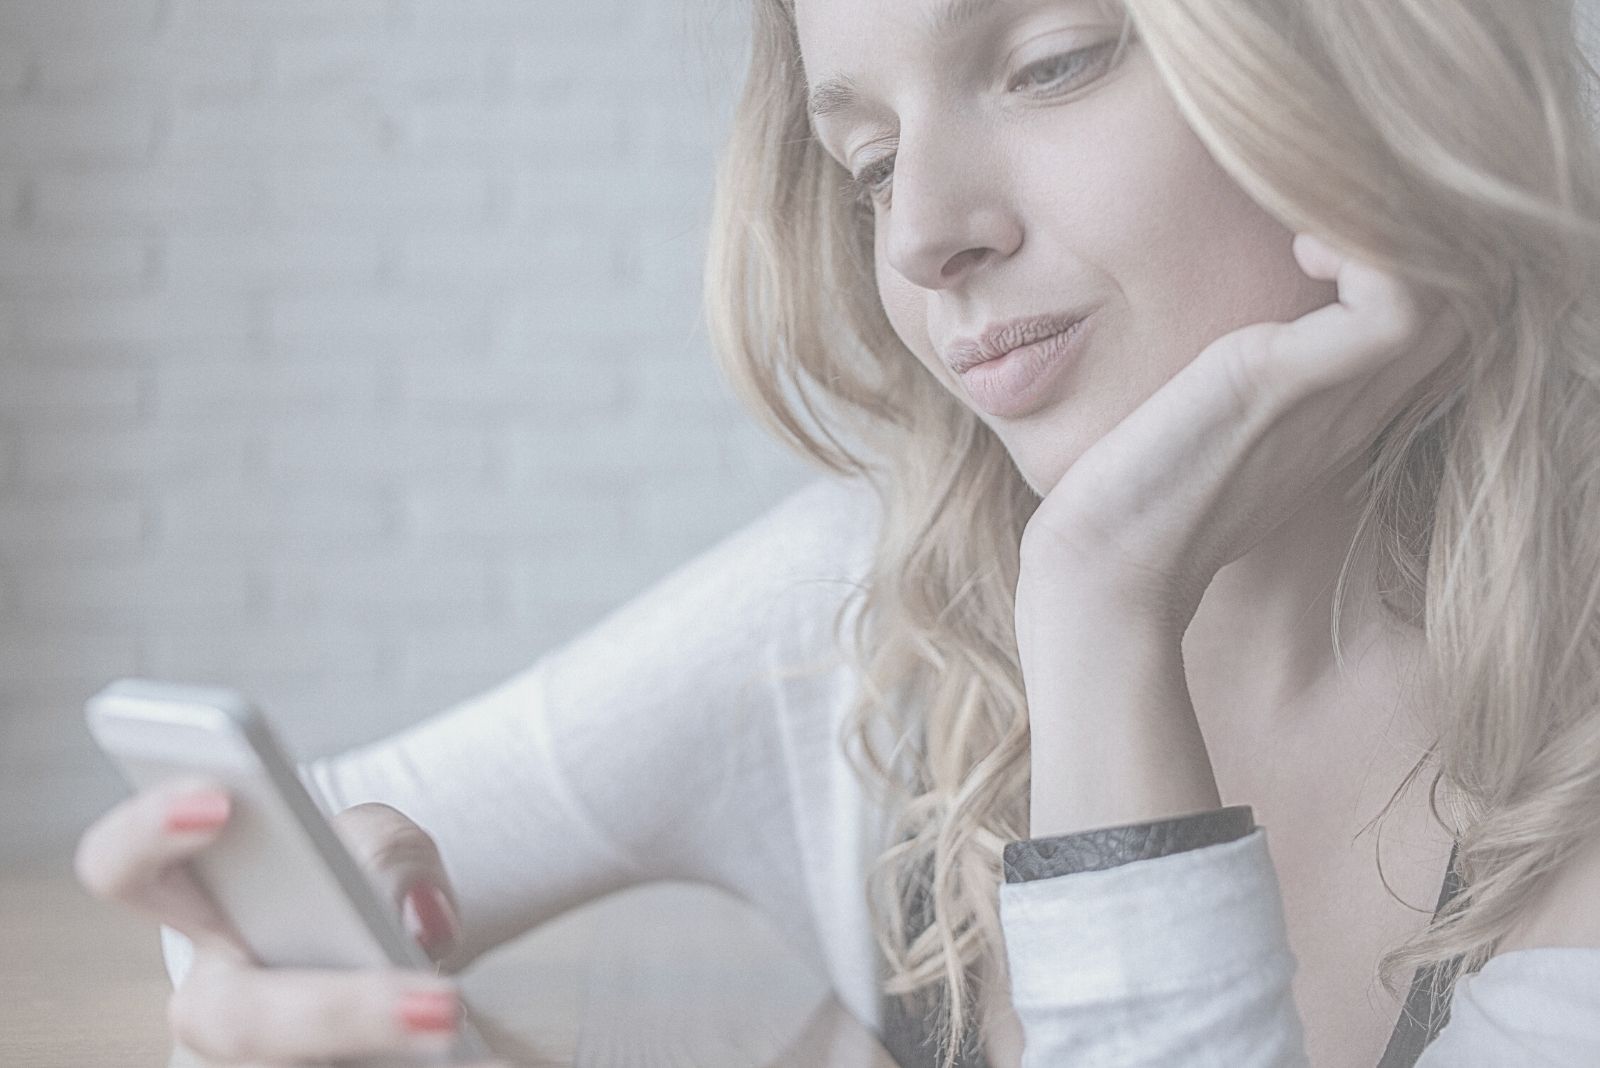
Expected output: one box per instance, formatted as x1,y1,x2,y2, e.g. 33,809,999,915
808,76,860,122
807,0,1004,121
924,0,999,38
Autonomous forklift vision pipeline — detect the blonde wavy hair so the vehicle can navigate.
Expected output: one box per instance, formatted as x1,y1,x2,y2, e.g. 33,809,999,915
703,0,1600,1063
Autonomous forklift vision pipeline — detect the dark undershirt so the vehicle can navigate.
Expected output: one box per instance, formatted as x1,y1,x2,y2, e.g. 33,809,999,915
878,829,1464,1068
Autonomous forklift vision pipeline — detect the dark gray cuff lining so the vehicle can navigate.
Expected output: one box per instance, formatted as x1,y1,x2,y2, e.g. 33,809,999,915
1003,804,1256,883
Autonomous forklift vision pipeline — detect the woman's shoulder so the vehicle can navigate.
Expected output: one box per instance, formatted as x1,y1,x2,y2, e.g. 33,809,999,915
1421,948,1600,1064
1494,830,1600,956
1423,834,1600,1062
624,472,881,624
715,472,882,583
542,472,881,688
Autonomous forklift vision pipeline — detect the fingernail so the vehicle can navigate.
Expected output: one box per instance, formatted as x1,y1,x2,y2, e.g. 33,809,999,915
402,881,459,958
397,988,459,1034
164,791,231,833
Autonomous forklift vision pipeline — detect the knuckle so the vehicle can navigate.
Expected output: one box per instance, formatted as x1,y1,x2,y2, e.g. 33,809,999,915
1262,324,1305,371
367,829,439,875
337,806,439,877
1371,286,1425,346
1021,508,1113,571
1375,307,1416,347
169,965,256,1062
1261,325,1340,394
71,834,108,896
308,977,373,1041
73,832,129,901
167,985,219,1057
166,986,200,1047
1220,342,1279,410
303,996,347,1040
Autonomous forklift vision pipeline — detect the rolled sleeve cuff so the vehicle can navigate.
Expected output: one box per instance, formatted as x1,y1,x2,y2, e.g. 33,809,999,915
1003,805,1256,883
998,827,1297,1008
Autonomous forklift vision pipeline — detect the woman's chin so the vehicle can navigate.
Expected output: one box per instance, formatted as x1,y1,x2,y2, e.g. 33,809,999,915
995,416,1097,500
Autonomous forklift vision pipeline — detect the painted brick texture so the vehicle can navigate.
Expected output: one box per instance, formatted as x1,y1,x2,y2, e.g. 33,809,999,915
0,0,814,858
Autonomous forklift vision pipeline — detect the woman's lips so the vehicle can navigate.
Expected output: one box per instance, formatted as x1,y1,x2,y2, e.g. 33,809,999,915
956,314,1093,419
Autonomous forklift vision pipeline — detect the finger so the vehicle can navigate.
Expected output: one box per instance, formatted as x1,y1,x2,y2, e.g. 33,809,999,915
1293,231,1395,313
1293,231,1343,281
333,803,461,962
74,776,252,962
1273,254,1430,377
168,955,467,1065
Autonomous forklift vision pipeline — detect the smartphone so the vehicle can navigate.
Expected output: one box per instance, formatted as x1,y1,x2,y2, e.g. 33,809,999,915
84,677,492,1067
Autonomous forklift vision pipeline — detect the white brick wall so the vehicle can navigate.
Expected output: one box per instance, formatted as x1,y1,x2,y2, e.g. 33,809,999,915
0,0,815,860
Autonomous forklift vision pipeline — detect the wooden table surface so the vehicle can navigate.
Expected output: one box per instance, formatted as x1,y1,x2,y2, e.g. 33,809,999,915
2,848,898,1068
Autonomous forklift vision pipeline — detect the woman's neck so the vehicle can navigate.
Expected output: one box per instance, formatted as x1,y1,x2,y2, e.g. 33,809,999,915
1178,462,1439,765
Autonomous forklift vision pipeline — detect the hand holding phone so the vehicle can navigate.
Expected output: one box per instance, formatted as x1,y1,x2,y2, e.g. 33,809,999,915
76,678,505,1067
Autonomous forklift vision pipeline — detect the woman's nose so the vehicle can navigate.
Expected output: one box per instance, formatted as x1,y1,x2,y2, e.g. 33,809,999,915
883,139,1022,291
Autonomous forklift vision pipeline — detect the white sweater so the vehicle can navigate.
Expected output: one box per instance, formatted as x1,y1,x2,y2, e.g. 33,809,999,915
161,473,1600,1066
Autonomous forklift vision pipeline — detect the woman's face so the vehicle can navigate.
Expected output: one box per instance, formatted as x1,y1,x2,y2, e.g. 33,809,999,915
794,0,1338,495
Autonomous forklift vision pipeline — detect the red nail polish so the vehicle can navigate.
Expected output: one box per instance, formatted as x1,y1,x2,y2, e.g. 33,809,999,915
164,792,231,833
402,882,459,956
397,989,458,1033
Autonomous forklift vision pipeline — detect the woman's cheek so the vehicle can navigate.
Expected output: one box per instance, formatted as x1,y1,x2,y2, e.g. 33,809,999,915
875,259,938,376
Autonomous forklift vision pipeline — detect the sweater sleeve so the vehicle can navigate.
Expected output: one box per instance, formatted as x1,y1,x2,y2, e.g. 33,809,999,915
997,827,1600,1067
159,473,880,986
1416,949,1600,1066
997,829,1308,1067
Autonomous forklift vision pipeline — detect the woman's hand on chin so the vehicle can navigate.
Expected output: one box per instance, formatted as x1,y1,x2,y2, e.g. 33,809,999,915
1013,232,1465,836
1016,231,1463,633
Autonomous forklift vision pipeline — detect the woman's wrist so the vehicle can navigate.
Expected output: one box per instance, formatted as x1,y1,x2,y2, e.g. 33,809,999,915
1017,588,1221,839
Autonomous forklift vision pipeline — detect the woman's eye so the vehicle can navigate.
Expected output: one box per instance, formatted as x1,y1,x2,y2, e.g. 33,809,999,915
851,156,897,203
1011,41,1118,94
843,40,1122,209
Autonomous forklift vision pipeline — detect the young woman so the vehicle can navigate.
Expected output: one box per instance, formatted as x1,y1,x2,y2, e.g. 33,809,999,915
75,1,1600,1066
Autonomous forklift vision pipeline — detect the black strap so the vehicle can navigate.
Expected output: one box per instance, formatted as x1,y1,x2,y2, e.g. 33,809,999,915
879,857,988,1068
1375,841,1466,1067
